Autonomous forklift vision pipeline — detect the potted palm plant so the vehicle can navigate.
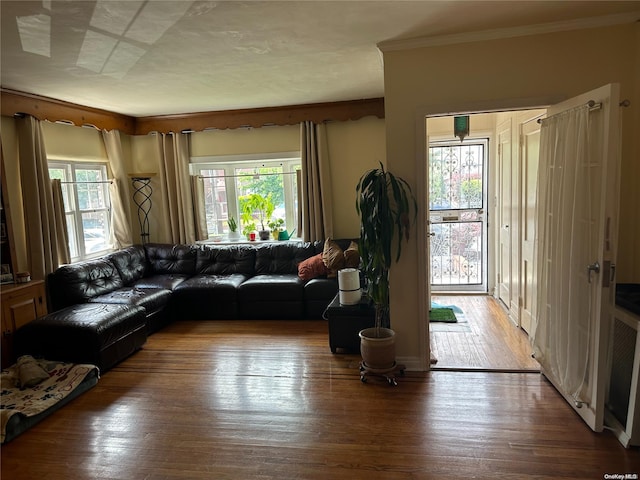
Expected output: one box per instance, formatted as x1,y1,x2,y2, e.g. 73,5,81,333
356,162,417,371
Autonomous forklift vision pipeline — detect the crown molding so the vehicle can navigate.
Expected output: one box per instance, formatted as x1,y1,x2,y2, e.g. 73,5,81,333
134,98,384,134
378,11,640,52
1,88,136,134
1,88,384,134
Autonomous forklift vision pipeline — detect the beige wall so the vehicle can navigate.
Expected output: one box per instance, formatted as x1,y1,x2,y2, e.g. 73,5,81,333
42,122,107,161
191,124,300,157
383,22,640,365
325,116,384,238
133,119,384,243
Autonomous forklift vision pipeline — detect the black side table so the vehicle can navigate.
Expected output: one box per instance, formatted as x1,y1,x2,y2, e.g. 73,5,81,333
323,294,375,353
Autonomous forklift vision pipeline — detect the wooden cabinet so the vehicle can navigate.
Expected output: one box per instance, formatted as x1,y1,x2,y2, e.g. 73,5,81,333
1,280,47,368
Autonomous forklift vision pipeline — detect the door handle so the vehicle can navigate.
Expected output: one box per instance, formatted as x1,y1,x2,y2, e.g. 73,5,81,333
587,261,600,283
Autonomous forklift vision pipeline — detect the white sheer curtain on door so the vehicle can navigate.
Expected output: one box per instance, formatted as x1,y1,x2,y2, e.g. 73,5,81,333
532,104,593,405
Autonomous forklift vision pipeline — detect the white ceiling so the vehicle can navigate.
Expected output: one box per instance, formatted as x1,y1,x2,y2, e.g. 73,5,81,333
1,1,639,117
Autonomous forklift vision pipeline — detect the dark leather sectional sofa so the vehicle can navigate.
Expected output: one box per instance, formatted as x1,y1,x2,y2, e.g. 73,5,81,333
15,240,349,373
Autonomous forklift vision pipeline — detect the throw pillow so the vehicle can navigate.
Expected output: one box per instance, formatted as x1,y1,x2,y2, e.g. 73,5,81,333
344,241,360,268
298,253,328,281
322,238,346,278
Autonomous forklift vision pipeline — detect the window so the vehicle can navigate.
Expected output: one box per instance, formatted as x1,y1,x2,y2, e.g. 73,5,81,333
191,154,301,239
48,162,112,261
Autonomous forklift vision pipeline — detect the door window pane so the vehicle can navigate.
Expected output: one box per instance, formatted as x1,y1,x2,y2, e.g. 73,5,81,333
429,144,484,210
429,140,487,290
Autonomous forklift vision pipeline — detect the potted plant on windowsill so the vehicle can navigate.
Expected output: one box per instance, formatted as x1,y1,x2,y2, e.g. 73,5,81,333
268,218,285,240
242,221,256,241
356,162,417,372
228,216,241,241
240,193,275,240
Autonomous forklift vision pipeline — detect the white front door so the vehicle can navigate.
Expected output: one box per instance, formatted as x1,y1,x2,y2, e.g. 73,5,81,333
533,83,621,432
428,139,488,292
497,121,512,306
519,117,541,335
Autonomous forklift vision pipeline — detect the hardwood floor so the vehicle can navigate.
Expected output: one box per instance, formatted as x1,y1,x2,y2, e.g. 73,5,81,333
430,295,540,371
2,320,637,479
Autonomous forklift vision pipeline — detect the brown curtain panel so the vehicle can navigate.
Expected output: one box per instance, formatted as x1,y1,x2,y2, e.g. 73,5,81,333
190,175,208,241
102,129,133,249
15,116,68,278
157,132,196,244
300,121,333,242
51,179,70,265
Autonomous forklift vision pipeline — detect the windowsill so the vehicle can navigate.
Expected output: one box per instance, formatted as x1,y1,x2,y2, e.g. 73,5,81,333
196,237,303,246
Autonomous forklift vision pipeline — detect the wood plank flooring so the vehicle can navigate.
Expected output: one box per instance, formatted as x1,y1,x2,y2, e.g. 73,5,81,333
2,320,638,479
430,295,540,371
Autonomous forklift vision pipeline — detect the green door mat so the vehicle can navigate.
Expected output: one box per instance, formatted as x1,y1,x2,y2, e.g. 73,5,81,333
429,307,457,323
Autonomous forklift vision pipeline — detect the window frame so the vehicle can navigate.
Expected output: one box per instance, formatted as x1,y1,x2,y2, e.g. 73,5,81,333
48,160,113,262
191,152,301,239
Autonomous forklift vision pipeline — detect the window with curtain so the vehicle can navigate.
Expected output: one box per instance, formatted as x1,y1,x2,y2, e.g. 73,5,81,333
191,155,300,238
48,161,112,260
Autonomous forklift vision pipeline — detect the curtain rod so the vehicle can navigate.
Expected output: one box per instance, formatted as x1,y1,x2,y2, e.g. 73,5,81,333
537,98,631,124
197,171,297,180
59,180,113,184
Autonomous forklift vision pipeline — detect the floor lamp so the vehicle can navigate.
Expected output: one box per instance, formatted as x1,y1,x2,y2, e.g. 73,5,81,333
129,173,156,244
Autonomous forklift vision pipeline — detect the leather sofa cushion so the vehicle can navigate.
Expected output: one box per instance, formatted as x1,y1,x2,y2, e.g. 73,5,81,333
255,242,315,274
14,303,146,371
304,277,339,301
240,300,304,320
238,274,304,302
89,287,172,314
174,273,248,296
144,243,196,275
196,245,256,275
106,245,147,285
48,259,123,311
173,274,248,319
131,274,189,290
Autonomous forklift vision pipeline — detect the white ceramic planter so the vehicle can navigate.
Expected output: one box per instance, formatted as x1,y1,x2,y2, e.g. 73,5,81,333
359,327,396,371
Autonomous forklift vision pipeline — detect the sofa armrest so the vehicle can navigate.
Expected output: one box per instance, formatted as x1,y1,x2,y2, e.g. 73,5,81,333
47,259,124,311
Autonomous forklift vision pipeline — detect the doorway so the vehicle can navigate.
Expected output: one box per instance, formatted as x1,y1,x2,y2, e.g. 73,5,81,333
429,139,488,293
426,109,544,371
